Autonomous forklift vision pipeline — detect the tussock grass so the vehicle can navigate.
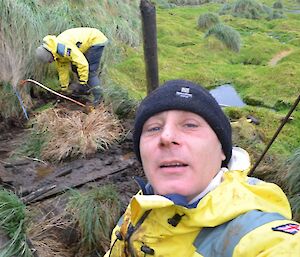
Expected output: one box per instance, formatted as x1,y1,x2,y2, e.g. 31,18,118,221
232,0,266,19
198,12,220,30
0,0,39,120
273,0,283,9
28,213,75,257
205,23,241,52
219,0,285,20
103,80,138,118
66,186,120,255
0,188,32,257
169,0,212,5
0,0,41,85
1,0,142,122
30,104,124,162
39,0,141,49
286,149,300,222
0,83,26,121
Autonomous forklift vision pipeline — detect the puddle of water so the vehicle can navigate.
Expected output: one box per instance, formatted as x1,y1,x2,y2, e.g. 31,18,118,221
35,165,55,179
209,84,246,107
121,152,135,161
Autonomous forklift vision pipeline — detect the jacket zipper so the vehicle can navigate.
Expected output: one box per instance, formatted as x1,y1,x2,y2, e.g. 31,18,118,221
125,210,152,256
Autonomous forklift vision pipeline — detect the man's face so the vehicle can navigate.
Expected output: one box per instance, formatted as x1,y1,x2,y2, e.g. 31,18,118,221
140,110,225,201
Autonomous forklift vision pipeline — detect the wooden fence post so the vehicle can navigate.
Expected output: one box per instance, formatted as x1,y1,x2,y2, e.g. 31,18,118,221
140,0,159,94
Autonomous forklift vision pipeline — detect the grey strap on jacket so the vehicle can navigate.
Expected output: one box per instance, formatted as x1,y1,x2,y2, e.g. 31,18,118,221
194,210,286,257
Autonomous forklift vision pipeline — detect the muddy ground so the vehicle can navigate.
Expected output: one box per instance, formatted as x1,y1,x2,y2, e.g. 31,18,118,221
0,121,144,256
0,121,143,201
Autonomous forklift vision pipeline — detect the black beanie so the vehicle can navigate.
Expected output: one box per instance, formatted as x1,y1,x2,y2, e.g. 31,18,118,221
133,79,232,167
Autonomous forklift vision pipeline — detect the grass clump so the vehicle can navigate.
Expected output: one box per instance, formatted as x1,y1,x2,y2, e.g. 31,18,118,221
1,0,142,123
219,0,285,20
22,104,124,162
0,188,32,257
273,0,283,9
66,186,120,256
0,83,26,121
232,0,266,19
103,80,138,118
197,12,220,30
169,0,212,5
286,149,300,222
205,23,241,52
0,0,42,122
27,210,76,257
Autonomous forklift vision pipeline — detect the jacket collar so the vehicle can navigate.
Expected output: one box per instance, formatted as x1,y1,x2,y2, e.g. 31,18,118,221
134,167,226,209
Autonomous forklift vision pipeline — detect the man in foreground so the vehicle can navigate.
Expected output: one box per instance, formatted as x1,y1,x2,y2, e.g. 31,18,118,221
106,79,300,256
35,27,108,106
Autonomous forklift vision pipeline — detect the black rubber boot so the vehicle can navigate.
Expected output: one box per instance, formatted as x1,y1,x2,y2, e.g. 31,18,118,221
91,85,102,106
70,83,91,97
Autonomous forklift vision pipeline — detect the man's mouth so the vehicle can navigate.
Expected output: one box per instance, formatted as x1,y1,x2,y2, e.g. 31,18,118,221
160,162,188,168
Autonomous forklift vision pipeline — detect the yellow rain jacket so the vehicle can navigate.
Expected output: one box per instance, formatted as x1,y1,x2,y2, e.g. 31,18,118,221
105,170,300,256
42,27,108,88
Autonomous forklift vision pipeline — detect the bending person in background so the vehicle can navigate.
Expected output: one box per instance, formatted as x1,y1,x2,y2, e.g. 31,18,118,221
105,79,300,257
35,27,108,106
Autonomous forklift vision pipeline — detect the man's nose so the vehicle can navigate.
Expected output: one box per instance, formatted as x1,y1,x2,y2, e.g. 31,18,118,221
159,125,179,146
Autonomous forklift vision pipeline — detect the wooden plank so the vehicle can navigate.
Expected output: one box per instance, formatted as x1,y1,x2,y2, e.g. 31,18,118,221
22,164,130,204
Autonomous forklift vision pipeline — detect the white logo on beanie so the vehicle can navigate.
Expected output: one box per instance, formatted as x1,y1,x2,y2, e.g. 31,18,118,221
176,87,192,99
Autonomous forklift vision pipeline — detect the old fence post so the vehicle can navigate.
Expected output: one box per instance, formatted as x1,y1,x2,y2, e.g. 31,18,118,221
140,0,159,94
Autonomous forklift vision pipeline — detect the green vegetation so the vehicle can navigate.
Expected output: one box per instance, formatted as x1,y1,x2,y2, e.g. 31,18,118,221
198,12,221,30
66,186,120,256
286,149,300,221
4,0,296,169
273,0,283,9
232,0,269,19
21,105,124,162
103,80,139,117
0,188,32,257
1,0,299,177
0,0,300,254
0,0,141,122
205,23,241,52
112,2,300,160
219,0,285,20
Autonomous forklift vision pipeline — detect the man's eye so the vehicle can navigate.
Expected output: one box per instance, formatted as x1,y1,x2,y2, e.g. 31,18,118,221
184,123,198,128
147,126,161,132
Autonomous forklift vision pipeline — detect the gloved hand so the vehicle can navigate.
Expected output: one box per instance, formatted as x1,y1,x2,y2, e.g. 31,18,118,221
69,82,90,95
78,84,90,95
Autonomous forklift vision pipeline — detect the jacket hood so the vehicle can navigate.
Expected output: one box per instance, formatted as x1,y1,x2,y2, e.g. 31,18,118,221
227,146,251,172
42,35,58,53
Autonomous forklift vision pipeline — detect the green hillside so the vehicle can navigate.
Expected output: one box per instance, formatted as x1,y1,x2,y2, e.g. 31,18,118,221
110,1,300,158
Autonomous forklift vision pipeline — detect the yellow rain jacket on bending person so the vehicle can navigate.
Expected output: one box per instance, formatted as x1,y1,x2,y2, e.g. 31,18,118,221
41,27,108,89
105,154,300,256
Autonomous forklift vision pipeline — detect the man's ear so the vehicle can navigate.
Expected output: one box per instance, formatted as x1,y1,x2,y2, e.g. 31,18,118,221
221,150,226,161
